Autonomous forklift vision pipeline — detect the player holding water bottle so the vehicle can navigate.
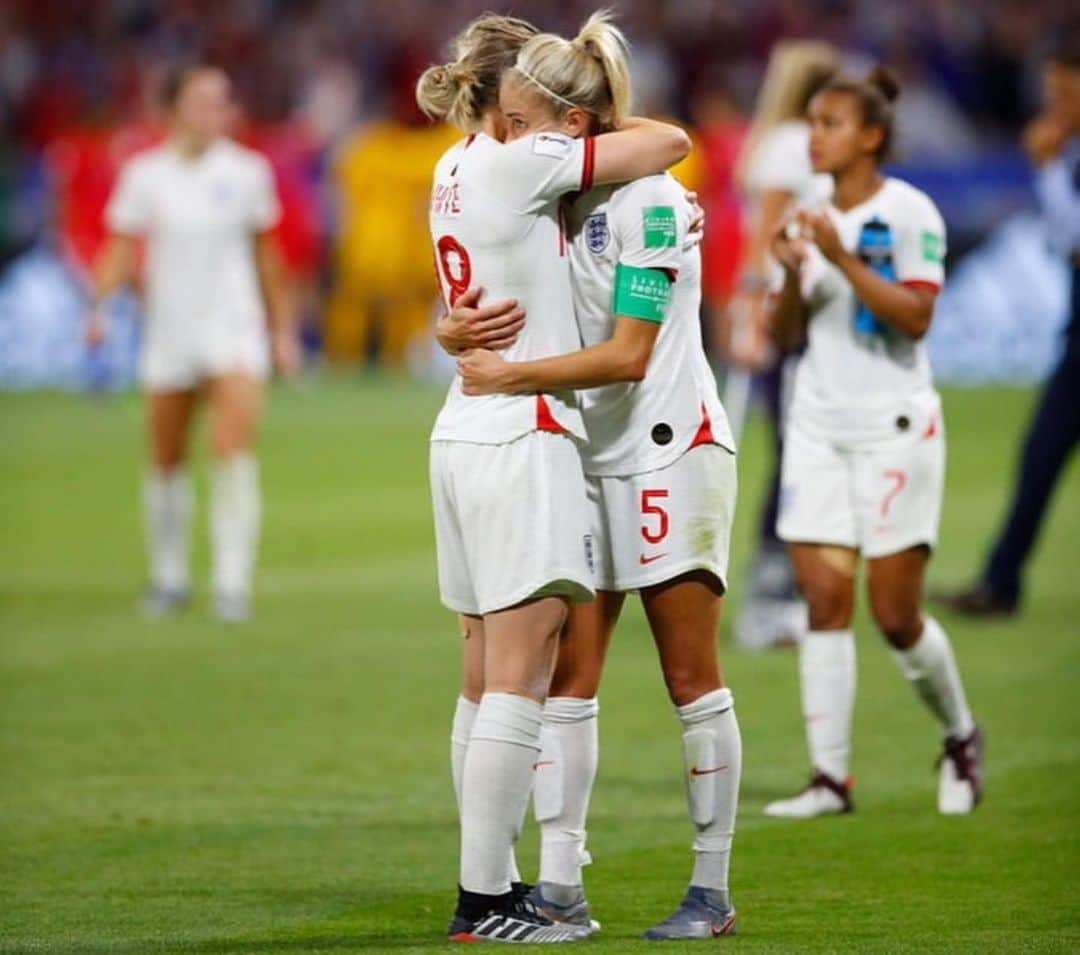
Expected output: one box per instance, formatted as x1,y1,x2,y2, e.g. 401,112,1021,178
765,67,983,818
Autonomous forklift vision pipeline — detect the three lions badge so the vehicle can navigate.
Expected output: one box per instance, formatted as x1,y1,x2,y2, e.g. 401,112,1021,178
585,213,610,254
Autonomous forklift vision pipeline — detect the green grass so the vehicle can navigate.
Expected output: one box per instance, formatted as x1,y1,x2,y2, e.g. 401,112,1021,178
2,377,1078,953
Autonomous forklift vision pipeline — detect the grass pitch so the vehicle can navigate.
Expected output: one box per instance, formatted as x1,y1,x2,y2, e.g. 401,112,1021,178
2,376,1078,953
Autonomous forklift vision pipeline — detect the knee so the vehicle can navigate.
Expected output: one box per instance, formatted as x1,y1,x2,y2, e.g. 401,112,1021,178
664,666,721,708
870,599,922,648
799,576,854,631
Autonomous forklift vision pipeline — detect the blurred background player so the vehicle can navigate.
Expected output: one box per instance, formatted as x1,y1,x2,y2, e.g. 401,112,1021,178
455,19,741,939
727,41,838,650
417,11,691,943
937,33,1080,618
326,58,459,370
765,68,982,818
87,65,295,621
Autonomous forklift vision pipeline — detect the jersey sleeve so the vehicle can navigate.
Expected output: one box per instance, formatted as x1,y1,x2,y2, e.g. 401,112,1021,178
249,155,282,232
609,177,686,322
483,133,594,212
893,192,946,290
105,159,152,235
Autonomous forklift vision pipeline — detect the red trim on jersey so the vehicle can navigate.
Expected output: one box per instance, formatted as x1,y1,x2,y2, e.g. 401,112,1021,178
558,204,567,257
581,136,596,192
923,414,938,439
536,395,568,434
688,402,715,449
902,279,941,293
465,133,477,148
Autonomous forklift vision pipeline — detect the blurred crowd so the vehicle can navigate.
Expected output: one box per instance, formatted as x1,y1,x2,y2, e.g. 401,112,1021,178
0,0,1072,372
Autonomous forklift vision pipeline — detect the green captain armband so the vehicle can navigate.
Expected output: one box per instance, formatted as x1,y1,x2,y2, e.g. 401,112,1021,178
612,263,673,323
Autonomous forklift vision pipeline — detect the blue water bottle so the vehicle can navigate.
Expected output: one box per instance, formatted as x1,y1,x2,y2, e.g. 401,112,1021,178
854,217,894,335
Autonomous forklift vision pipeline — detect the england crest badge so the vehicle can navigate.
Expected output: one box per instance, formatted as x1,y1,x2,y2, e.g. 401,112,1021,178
585,213,610,254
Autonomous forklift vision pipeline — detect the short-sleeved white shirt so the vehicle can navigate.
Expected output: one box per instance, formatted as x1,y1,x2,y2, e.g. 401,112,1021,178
429,131,595,444
566,173,735,476
105,139,280,353
790,177,947,441
745,120,832,205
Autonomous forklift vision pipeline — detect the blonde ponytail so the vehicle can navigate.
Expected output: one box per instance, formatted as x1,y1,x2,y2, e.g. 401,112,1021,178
415,14,537,130
512,8,632,130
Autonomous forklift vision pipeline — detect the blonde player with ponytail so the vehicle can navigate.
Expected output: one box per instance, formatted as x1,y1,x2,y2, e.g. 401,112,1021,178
451,10,742,941
416,11,692,944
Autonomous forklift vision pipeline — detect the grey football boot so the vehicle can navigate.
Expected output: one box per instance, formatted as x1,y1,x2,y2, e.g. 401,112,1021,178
642,885,736,940
529,882,601,934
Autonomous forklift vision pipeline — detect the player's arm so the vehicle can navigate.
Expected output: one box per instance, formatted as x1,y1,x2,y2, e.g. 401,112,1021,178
435,287,526,356
798,208,939,341
254,231,299,375
85,233,137,345
459,310,662,394
591,117,691,185
767,214,810,351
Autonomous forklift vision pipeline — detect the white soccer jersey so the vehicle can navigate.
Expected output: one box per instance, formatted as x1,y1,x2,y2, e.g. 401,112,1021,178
565,173,735,477
746,120,832,205
106,139,280,362
789,177,947,442
429,131,596,444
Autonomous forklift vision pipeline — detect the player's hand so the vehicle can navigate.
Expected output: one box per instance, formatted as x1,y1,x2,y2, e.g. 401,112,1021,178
1023,114,1067,166
798,209,843,264
686,190,706,235
727,290,777,370
271,328,301,377
84,309,107,347
770,215,808,274
457,348,511,395
435,286,526,356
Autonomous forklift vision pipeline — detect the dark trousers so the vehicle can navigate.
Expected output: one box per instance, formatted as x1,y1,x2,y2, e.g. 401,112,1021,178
983,267,1080,602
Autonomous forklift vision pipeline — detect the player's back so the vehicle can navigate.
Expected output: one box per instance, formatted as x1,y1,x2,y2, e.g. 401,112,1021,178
429,132,595,444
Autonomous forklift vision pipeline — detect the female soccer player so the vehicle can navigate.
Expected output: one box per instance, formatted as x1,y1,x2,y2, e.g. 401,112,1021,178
454,22,741,941
764,68,982,818
415,12,691,943
729,41,837,650
87,65,294,622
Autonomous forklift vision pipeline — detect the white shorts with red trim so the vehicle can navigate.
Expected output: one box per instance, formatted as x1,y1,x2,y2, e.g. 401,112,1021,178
777,404,945,559
430,430,595,616
585,442,737,593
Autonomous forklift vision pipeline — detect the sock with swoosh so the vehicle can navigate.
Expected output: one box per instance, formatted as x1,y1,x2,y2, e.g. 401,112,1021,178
677,687,741,893
800,628,856,783
535,696,599,887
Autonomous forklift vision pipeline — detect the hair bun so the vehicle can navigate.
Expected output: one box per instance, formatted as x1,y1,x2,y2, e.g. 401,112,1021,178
867,65,900,103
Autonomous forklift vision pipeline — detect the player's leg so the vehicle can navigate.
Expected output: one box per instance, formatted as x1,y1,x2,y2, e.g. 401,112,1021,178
206,371,263,620
143,387,199,614
533,591,624,927
640,570,739,940
452,596,589,941
867,548,981,813
764,542,858,817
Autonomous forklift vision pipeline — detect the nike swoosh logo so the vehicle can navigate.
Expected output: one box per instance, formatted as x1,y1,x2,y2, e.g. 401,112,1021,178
690,765,728,776
804,713,828,723
639,553,668,565
532,760,555,770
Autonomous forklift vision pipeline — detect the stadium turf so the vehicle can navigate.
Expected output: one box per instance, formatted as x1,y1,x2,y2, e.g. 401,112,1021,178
1,375,1078,953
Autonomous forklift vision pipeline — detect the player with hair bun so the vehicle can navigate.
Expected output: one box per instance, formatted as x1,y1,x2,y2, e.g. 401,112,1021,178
452,9,742,940
417,11,692,943
765,67,983,819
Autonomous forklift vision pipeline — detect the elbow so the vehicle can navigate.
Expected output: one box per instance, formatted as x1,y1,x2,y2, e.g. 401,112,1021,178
668,128,692,166
622,350,650,383
907,310,933,341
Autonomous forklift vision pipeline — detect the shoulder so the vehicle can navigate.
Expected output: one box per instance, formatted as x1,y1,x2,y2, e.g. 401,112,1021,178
884,178,942,223
218,140,273,176
611,174,688,221
120,145,168,180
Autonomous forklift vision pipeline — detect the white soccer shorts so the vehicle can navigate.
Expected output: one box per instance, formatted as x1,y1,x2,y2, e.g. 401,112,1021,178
585,443,737,593
430,431,595,616
140,328,270,391
777,411,945,558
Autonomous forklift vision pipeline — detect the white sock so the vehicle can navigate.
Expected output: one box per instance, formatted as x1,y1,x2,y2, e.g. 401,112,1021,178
210,453,260,597
892,616,975,739
536,696,599,887
143,467,192,591
677,687,742,893
800,629,856,782
460,692,541,895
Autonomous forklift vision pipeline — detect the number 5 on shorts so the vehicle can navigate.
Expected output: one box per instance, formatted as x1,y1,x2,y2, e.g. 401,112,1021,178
641,489,670,544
